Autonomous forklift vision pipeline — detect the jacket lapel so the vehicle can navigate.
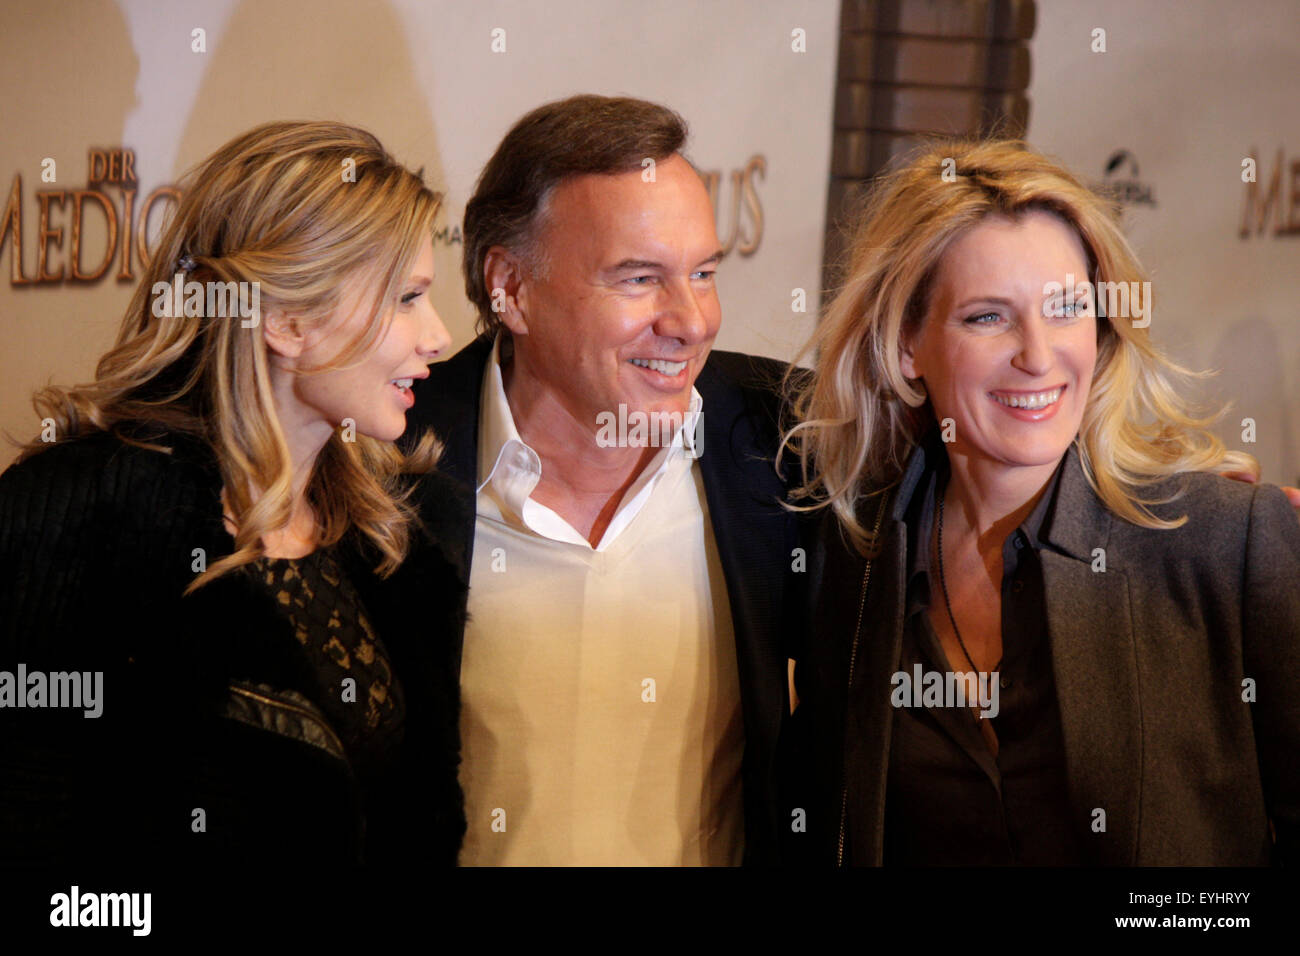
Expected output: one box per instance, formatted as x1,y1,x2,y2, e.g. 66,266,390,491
694,355,793,663
844,503,906,865
692,355,795,857
1040,447,1141,865
406,333,493,586
841,441,934,865
842,441,1143,865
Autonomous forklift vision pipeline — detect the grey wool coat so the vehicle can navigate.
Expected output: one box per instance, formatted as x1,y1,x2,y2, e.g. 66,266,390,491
793,438,1300,866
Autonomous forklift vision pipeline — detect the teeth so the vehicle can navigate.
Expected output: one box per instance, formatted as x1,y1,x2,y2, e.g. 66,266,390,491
992,387,1062,410
630,358,688,375
392,378,413,389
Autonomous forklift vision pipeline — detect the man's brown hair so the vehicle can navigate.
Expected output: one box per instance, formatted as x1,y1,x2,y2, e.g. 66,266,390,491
463,94,688,335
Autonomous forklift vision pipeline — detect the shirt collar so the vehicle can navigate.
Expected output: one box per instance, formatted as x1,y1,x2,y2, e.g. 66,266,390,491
476,332,704,526
902,428,1069,593
477,334,540,521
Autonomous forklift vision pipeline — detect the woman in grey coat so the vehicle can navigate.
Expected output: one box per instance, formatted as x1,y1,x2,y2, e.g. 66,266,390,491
783,139,1300,866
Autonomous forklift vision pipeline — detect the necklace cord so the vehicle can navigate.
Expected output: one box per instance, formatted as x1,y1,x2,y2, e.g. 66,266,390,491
936,490,1003,675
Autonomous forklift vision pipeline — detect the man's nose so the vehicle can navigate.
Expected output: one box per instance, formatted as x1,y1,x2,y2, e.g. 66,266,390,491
655,277,714,343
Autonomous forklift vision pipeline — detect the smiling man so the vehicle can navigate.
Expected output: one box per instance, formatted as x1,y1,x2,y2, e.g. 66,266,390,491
407,95,798,865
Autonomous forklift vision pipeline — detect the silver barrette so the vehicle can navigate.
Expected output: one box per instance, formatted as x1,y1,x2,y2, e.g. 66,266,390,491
177,255,197,273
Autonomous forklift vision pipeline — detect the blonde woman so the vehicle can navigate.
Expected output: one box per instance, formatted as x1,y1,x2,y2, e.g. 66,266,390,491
783,140,1300,866
0,121,467,869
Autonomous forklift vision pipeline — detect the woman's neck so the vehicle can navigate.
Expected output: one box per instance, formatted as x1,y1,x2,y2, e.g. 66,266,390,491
225,377,335,558
942,450,1061,552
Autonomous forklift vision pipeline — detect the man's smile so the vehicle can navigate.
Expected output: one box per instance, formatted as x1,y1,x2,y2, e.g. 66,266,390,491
629,357,689,376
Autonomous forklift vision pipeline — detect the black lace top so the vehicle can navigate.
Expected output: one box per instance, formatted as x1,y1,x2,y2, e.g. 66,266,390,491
250,547,406,779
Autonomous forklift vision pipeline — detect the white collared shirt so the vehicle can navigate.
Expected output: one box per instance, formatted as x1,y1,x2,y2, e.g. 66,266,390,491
458,334,744,866
475,334,704,551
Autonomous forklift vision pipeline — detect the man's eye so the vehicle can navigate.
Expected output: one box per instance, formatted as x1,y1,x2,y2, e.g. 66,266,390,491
625,275,655,286
692,270,716,281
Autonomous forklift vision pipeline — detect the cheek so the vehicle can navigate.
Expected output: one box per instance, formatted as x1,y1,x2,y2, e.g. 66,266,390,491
295,370,353,421
380,315,417,358
589,308,648,364
701,290,723,330
1077,350,1099,405
615,302,659,341
936,340,989,397
1070,326,1099,379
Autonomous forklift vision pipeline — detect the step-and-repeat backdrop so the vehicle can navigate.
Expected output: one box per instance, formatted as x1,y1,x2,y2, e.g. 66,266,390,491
1027,0,1299,488
0,0,839,468
1,0,1296,483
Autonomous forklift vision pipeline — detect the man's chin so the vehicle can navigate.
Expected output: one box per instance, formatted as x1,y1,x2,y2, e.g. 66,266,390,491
596,397,694,428
636,395,694,419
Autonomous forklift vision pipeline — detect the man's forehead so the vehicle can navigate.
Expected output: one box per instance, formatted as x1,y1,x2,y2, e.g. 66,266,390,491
559,151,689,191
541,155,717,254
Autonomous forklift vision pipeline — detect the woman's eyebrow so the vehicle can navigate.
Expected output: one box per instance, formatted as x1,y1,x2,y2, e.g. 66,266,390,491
953,295,1016,310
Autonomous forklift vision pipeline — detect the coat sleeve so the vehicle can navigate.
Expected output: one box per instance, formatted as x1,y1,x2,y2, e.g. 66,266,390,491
0,443,122,657
0,441,138,863
0,436,235,865
1241,483,1300,864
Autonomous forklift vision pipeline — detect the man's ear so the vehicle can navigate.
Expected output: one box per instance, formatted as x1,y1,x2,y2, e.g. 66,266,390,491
483,246,531,336
262,309,306,362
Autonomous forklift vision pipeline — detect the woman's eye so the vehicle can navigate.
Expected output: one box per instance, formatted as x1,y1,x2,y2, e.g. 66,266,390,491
965,311,1000,325
1054,299,1088,319
1044,297,1085,318
400,291,422,305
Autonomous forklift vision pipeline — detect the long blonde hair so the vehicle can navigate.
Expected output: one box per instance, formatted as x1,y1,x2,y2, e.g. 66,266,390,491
20,120,444,589
783,138,1256,555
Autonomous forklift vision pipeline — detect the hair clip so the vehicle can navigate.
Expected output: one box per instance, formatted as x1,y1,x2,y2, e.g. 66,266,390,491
177,255,197,273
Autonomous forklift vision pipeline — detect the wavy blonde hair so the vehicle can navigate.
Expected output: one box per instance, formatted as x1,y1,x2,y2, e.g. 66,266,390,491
19,120,444,589
783,138,1256,555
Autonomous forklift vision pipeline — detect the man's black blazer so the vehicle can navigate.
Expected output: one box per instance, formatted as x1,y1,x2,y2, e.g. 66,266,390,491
405,332,801,864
